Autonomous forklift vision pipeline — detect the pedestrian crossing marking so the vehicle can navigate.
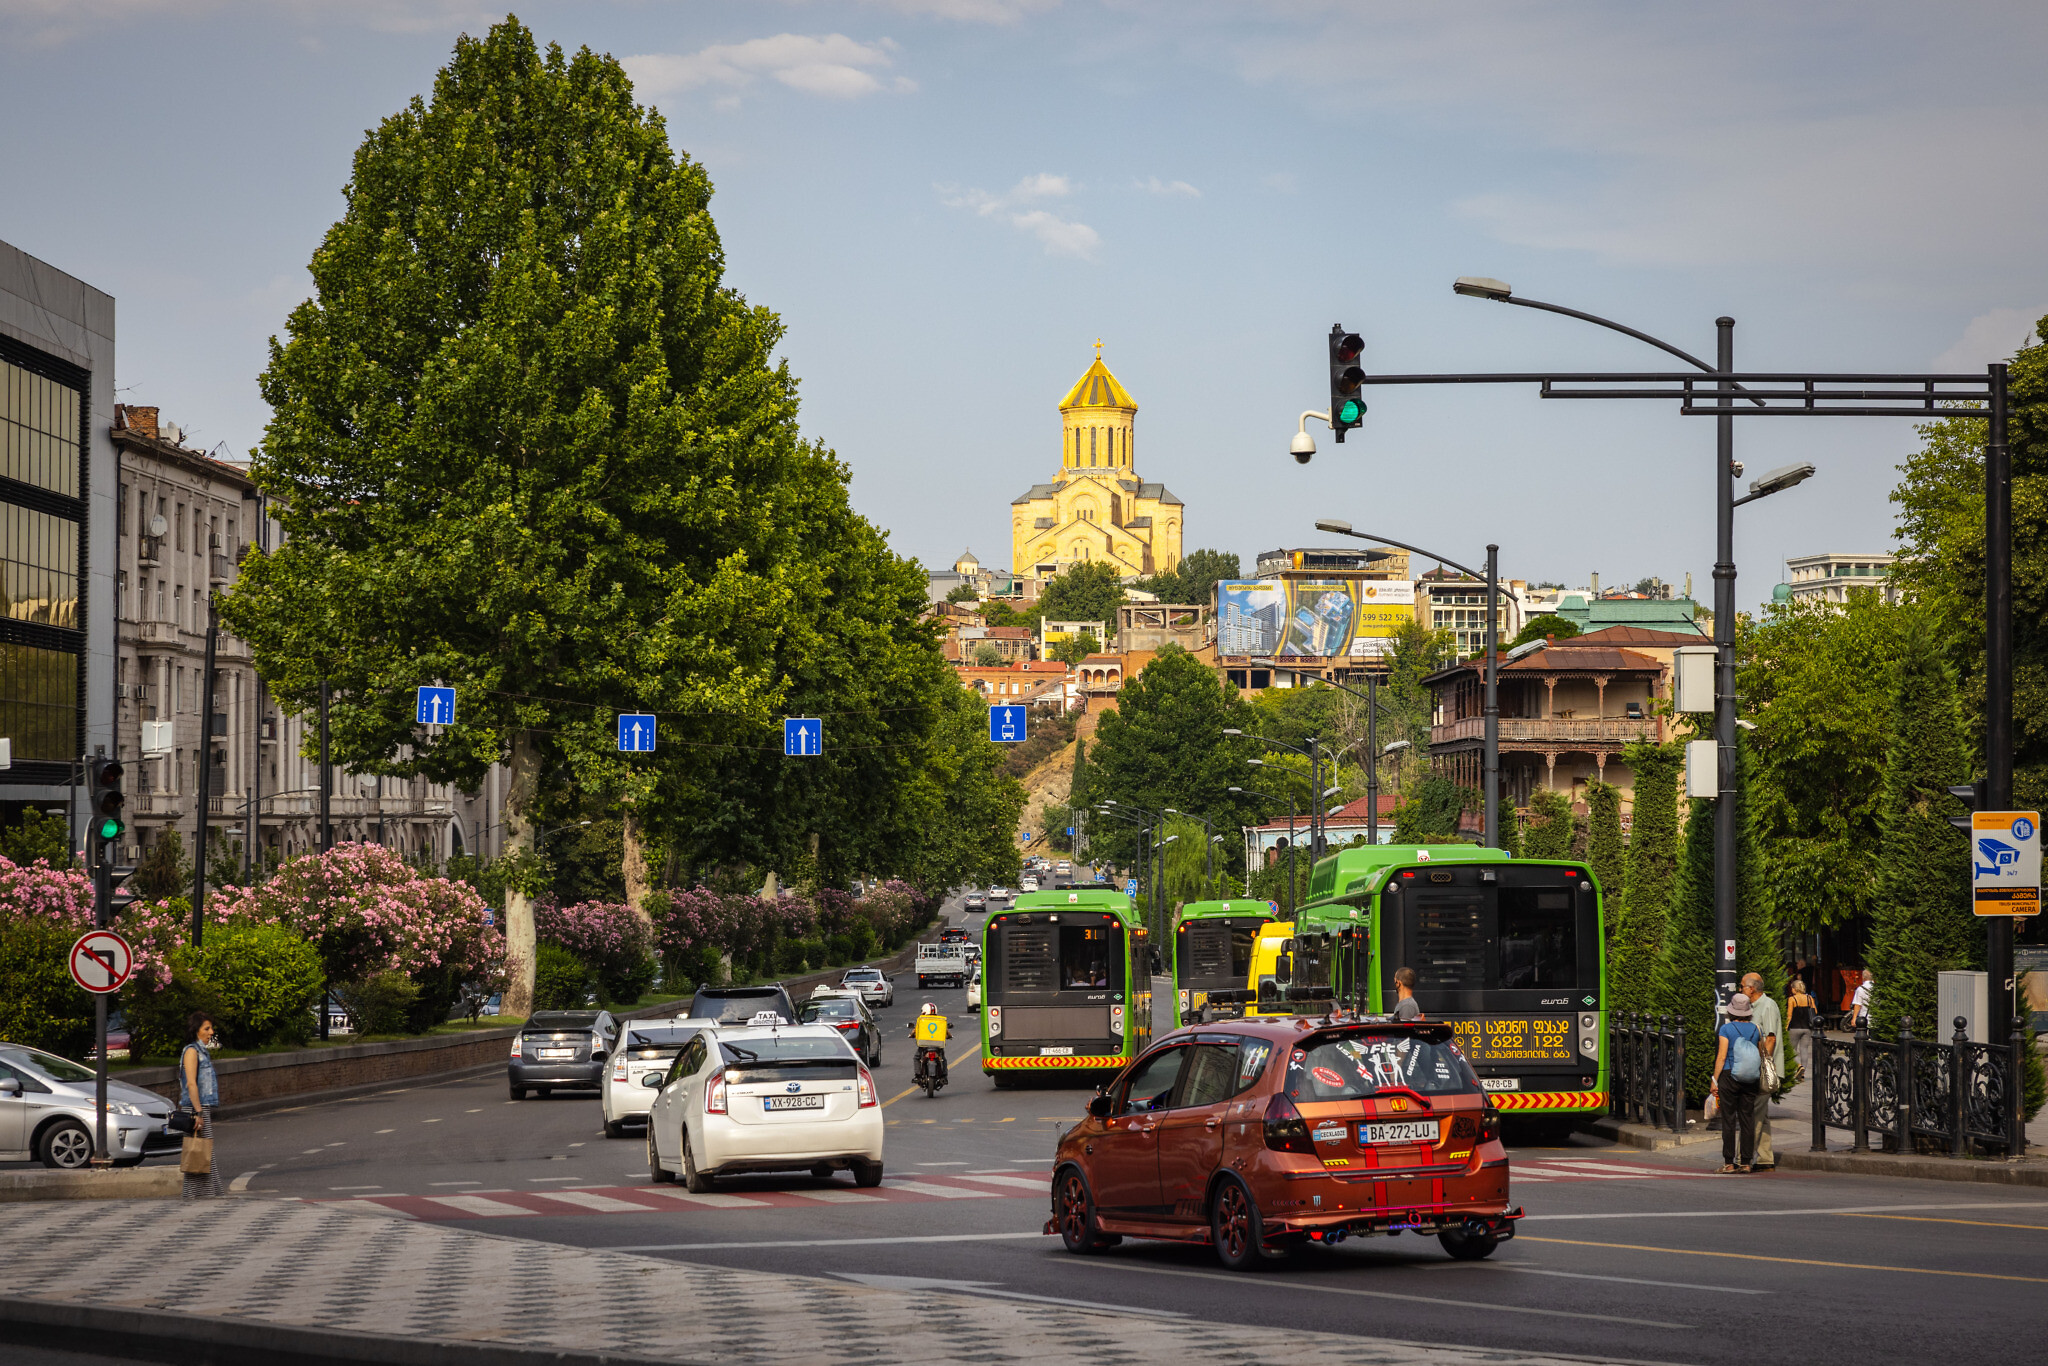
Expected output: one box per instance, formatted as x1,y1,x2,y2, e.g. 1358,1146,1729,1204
642,1190,771,1209
884,1180,1002,1199
425,1195,537,1217
951,1173,1052,1191
302,1171,1054,1222
787,1189,886,1203
534,1189,662,1213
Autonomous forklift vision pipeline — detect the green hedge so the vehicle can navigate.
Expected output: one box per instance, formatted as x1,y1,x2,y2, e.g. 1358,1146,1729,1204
0,921,97,1056
125,921,325,1059
533,943,596,1011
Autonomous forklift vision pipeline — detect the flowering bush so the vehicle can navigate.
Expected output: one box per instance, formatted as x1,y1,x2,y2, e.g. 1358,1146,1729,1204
536,899,655,1004
0,856,95,928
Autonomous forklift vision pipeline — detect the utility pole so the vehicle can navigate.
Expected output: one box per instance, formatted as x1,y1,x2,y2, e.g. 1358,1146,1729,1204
1711,319,1739,1017
190,598,219,948
318,678,332,853
1985,361,2015,1033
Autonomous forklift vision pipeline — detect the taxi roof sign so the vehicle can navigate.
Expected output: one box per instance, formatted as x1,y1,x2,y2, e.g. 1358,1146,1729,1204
1971,810,2040,917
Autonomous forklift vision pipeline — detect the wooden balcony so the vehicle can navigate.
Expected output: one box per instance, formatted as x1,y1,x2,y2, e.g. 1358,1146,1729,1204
1432,715,1658,747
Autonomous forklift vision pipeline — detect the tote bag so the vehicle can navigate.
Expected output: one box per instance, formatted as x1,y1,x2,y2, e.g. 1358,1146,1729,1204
180,1135,214,1175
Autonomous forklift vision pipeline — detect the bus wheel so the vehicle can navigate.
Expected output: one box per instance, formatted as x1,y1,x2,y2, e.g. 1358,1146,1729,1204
990,1073,1016,1090
1054,1168,1117,1254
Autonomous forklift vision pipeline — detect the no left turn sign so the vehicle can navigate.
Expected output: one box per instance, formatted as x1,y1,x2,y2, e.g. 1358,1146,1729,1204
69,929,134,994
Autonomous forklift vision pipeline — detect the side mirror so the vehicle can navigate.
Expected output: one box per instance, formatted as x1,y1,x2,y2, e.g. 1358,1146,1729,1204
642,1073,665,1089
1087,1094,1115,1118
1275,953,1293,985
0,1077,19,1096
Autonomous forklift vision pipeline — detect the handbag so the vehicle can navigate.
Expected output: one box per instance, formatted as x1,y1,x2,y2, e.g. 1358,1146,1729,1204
165,1109,197,1137
180,1135,213,1175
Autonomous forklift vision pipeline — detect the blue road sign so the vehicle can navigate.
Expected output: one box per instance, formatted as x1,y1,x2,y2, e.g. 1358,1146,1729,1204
1125,878,1139,896
989,704,1027,743
1021,832,1032,844
416,686,456,725
784,717,823,756
617,714,657,753
1066,826,1075,836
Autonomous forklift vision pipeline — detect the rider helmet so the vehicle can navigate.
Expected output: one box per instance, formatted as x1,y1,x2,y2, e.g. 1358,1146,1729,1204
921,1002,938,1015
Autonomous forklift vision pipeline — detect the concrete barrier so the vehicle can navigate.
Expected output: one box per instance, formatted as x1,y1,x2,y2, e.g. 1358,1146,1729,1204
0,1167,181,1202
119,1027,521,1115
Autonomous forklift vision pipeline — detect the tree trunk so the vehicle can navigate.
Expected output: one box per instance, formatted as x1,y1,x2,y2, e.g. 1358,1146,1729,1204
500,729,542,1018
621,803,653,928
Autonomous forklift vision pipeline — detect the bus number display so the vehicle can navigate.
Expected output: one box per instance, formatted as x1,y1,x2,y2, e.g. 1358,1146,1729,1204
1450,1017,1574,1064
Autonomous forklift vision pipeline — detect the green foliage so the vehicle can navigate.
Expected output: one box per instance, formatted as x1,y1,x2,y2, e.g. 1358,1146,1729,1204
125,973,224,1063
334,971,423,1037
1520,790,1575,861
133,830,191,904
600,953,658,1007
1890,316,2048,811
1508,615,1581,650
1742,593,1911,931
1866,616,1977,1042
1249,685,1349,755
1038,801,1075,853
1385,620,1457,753
1246,854,1307,915
205,837,248,892
886,687,1028,896
550,818,626,906
531,942,596,1011
1048,633,1099,667
946,583,981,604
0,920,96,1056
1585,779,1624,904
444,853,513,912
1612,741,1681,1015
1159,815,1219,907
980,600,1026,629
1135,548,1240,608
0,807,72,870
175,922,325,1049
972,642,1006,667
1392,776,1472,842
1037,561,1125,626
1087,647,1260,868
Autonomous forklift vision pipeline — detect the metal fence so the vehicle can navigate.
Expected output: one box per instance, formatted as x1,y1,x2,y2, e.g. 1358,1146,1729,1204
1811,1016,2027,1158
1610,1011,1688,1134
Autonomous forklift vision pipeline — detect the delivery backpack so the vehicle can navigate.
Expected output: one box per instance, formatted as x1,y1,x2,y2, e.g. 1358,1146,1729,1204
1728,1025,1762,1084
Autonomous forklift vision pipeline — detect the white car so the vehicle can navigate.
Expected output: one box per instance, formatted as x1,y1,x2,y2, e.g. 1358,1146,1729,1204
987,886,1011,903
838,967,894,1008
645,1024,883,1191
0,1043,177,1168
966,964,982,1012
600,1021,702,1138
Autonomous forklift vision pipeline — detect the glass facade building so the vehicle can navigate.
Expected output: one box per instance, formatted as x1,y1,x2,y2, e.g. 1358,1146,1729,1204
0,340,88,769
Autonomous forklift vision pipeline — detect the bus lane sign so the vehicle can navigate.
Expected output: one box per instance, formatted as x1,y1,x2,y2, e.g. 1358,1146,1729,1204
1972,811,2041,917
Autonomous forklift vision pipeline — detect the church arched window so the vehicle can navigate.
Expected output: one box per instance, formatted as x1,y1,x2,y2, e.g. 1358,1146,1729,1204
1089,426,1098,465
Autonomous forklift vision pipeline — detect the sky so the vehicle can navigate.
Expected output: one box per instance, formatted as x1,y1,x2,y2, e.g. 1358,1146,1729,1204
5,0,2045,611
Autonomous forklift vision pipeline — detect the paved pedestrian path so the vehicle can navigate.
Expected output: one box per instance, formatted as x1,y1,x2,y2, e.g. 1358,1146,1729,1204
0,1199,1670,1366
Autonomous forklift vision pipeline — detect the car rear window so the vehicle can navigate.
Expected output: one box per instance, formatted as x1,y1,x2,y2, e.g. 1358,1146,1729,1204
844,970,881,981
1285,1032,1480,1101
718,1036,858,1081
623,1027,695,1053
800,999,860,1022
691,989,794,1023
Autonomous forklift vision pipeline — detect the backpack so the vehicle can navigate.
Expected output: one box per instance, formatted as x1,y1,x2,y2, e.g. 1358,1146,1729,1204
1727,1024,1762,1084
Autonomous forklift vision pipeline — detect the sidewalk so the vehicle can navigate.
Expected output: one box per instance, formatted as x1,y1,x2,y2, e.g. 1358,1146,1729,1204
0,1199,1659,1366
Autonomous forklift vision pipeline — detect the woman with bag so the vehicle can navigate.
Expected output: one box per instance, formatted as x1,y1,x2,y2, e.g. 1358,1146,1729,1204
179,1012,223,1199
1711,994,1765,1174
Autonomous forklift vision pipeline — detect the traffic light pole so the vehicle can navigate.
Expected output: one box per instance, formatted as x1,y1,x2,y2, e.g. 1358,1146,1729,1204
190,599,219,948
1986,363,2015,1034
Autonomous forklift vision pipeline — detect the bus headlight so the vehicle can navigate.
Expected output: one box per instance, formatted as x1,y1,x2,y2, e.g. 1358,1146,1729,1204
987,1006,1001,1038
1577,1013,1600,1058
1110,1005,1124,1037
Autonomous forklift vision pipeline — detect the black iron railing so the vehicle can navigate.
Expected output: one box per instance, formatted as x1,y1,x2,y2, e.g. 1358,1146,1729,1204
1610,1011,1687,1134
1811,1016,2027,1157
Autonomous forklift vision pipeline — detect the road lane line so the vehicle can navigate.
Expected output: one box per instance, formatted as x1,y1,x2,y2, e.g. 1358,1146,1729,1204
1839,1212,2048,1231
429,1181,482,1187
1535,1160,1706,1178
881,1042,982,1107
1425,1264,1767,1294
786,1189,886,1203
603,1232,1047,1251
1089,1261,1689,1329
228,1172,260,1193
1520,1236,2048,1283
532,1190,664,1213
949,1173,1051,1191
1527,1201,2048,1222
528,1176,580,1183
640,1190,771,1209
423,1195,534,1217
328,1185,383,1192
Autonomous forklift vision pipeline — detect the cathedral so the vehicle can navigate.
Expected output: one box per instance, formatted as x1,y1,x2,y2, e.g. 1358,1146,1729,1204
1010,347,1183,578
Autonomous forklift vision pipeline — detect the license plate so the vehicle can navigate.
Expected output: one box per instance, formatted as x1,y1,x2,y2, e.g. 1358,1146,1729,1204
537,1048,575,1059
1362,1120,1440,1144
764,1095,825,1111
1482,1078,1521,1092
1040,1047,1073,1056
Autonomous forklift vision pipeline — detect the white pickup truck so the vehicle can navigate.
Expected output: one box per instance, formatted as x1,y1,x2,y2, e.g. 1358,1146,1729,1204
915,941,971,989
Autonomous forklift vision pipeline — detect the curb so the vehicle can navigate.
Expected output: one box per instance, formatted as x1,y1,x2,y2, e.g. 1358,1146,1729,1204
1776,1148,2048,1186
0,1167,180,1203
1585,1117,1719,1152
0,1296,700,1366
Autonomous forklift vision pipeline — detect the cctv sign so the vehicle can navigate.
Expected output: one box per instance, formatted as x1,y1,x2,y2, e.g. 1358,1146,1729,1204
1971,811,2041,917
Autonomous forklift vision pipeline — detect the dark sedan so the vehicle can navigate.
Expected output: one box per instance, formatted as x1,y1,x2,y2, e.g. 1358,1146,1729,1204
798,993,882,1067
509,1009,618,1100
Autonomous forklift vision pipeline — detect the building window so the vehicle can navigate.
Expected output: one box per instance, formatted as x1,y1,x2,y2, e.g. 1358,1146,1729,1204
0,642,78,762
0,502,79,628
0,356,81,496
176,504,186,552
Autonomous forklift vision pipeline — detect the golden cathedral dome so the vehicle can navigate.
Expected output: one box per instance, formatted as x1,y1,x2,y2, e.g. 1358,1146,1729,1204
1058,352,1137,412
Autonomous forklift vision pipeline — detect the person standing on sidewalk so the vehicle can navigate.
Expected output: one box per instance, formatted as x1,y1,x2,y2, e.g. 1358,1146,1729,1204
1786,979,1818,1082
1711,993,1764,1173
1392,967,1424,1021
1848,969,1874,1029
1742,973,1782,1172
179,1012,224,1200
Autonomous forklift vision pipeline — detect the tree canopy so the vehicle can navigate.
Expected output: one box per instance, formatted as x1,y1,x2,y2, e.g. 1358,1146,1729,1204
1037,561,1126,626
1135,548,1241,608
1085,647,1260,867
1508,614,1581,650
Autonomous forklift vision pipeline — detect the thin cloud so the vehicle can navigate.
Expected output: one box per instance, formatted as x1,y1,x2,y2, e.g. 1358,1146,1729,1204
1933,307,2046,372
1136,176,1200,197
625,34,911,102
852,0,1059,23
939,173,1099,258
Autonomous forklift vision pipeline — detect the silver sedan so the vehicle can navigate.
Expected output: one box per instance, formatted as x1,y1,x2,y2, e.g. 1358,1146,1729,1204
0,1043,177,1168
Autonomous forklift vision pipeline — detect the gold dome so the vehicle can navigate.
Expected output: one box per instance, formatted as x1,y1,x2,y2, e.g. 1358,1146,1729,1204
1058,356,1136,412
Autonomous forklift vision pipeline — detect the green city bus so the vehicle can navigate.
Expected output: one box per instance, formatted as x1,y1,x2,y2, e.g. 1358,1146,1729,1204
1167,899,1281,1028
1286,845,1610,1121
980,887,1152,1087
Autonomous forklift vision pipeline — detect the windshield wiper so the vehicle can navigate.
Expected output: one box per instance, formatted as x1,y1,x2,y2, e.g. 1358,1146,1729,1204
721,1045,759,1064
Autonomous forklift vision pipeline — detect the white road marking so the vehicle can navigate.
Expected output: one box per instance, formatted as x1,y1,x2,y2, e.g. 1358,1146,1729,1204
326,1142,346,1147
467,1108,483,1113
422,1118,442,1124
1424,1263,1768,1294
324,1199,415,1218
1536,1159,1703,1178
604,1231,1047,1251
375,1129,394,1134
884,1180,1001,1199
532,1190,660,1213
1517,1165,1642,1180
1527,1200,2048,1222
950,1173,1051,1191
424,1195,535,1218
228,1172,260,1193
835,1273,1185,1317
328,1185,383,1191
917,1161,971,1166
787,1189,886,1204
429,1181,482,1187
640,1190,771,1209
527,1176,579,1183
300,1149,323,1155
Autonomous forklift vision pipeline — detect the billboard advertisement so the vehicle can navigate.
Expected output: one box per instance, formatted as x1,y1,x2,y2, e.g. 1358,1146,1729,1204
1214,580,1415,659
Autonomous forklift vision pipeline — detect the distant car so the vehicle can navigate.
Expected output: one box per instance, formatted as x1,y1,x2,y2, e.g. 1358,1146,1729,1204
0,1043,177,1168
938,925,970,945
1021,876,1040,894
601,1022,702,1137
508,1009,619,1100
838,967,894,1009
84,1010,131,1063
799,992,882,1067
966,964,982,1012
963,892,986,912
1056,861,1072,877
988,886,1011,903
646,1024,882,1192
686,986,797,1026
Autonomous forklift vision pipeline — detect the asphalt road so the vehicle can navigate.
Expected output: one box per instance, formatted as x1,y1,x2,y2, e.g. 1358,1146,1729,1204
181,893,2048,1364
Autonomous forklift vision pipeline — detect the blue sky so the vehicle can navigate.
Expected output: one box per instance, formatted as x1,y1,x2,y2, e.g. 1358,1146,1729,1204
5,0,2044,609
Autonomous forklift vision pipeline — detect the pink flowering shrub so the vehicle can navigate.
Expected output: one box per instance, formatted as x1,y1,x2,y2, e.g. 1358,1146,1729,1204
536,898,655,1003
0,856,95,929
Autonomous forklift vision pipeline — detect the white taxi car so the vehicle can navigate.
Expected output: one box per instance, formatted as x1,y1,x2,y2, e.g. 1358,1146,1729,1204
600,1021,701,1139
645,1023,882,1192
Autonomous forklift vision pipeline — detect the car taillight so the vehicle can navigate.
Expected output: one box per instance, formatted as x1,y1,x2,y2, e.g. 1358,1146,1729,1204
857,1067,877,1107
1478,1106,1500,1144
706,1074,728,1114
510,1037,524,1059
1263,1092,1315,1154
836,1021,860,1031
612,1057,628,1080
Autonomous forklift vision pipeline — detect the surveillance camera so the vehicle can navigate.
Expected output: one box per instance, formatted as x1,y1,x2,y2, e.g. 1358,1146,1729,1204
1730,460,1745,478
1293,447,1313,465
1290,430,1315,465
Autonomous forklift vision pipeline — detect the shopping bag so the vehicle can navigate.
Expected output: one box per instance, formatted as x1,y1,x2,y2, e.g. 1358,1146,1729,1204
1702,1092,1720,1125
180,1136,213,1175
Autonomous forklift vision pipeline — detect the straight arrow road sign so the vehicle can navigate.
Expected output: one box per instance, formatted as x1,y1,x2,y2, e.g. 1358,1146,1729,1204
989,705,1027,743
617,714,657,753
784,718,823,756
415,686,456,726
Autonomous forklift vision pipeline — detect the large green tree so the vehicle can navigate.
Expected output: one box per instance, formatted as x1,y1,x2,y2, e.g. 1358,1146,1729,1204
1384,620,1457,752
1890,316,2048,811
1135,548,1241,608
226,21,951,1009
1585,778,1624,905
1865,616,1977,1041
1612,741,1681,1015
1508,615,1581,650
1520,789,1575,860
1037,561,1126,627
1087,647,1259,867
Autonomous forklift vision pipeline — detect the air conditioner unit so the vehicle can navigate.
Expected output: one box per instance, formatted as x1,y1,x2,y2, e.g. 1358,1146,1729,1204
142,720,173,755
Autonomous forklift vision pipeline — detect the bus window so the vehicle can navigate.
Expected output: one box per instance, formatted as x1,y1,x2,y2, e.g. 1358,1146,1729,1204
1184,922,1262,983
1498,888,1578,989
1061,926,1112,988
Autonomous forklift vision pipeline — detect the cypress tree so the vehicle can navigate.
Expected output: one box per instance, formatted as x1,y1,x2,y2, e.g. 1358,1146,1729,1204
1612,741,1681,1014
1585,778,1625,906
1522,789,1575,861
1866,617,1976,1041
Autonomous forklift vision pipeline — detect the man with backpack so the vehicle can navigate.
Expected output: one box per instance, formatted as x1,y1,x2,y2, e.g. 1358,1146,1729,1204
1711,992,1765,1174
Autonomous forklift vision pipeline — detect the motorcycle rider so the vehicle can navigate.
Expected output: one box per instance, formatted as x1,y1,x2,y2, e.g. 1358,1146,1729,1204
910,1002,950,1088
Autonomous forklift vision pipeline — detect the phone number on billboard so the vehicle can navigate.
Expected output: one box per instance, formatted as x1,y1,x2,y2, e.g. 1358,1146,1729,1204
1451,1018,1575,1063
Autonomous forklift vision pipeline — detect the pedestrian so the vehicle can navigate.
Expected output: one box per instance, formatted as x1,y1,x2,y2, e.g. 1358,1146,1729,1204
1392,967,1424,1021
1848,969,1874,1030
1741,973,1782,1172
1786,978,1818,1083
1711,992,1764,1174
179,1011,224,1199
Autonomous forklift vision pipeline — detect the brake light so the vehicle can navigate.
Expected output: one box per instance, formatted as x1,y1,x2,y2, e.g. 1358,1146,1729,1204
1478,1107,1500,1144
1263,1092,1315,1154
836,1021,860,1031
706,1074,728,1115
857,1066,877,1107
612,1057,628,1081
510,1037,523,1059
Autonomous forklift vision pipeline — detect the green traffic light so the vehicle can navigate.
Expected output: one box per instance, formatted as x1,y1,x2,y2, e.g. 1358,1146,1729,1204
1338,399,1365,425
99,817,123,840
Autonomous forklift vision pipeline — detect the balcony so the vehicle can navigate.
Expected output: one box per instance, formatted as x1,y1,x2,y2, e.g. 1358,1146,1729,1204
131,792,182,820
1432,715,1658,747
210,553,236,586
136,535,163,566
133,620,192,652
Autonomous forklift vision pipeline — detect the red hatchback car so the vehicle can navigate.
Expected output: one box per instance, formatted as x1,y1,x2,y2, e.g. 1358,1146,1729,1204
1048,1017,1520,1269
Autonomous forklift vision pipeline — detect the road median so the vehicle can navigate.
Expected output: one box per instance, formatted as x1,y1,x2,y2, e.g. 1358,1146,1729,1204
0,1167,180,1203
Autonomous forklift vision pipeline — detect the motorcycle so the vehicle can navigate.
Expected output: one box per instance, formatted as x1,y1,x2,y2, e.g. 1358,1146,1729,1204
913,1043,948,1096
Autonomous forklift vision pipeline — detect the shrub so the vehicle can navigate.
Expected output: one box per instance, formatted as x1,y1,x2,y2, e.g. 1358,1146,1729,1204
126,972,225,1062
536,899,653,1003
599,953,658,1007
177,923,325,1049
0,920,96,1056
334,971,421,1037
532,943,595,1011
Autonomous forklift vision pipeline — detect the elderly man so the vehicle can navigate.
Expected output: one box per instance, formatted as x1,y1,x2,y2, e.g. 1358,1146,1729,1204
1741,973,1783,1172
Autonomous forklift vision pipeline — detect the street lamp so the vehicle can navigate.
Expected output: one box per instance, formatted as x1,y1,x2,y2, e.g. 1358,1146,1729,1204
1230,731,1334,858
1316,519,1502,850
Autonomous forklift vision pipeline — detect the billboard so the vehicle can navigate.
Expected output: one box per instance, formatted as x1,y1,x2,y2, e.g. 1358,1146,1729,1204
1214,580,1415,659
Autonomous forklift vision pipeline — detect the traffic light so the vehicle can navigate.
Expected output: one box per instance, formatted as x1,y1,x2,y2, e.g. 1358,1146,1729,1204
107,864,138,915
1328,324,1365,442
87,757,125,849
1949,779,1988,832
